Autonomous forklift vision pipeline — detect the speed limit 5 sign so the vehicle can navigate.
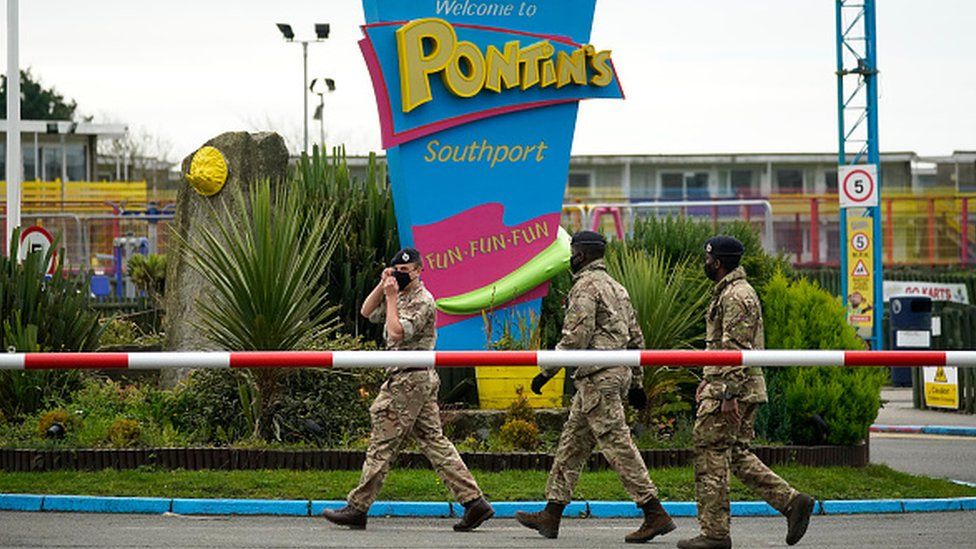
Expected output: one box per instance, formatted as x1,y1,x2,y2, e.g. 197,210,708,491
838,164,878,208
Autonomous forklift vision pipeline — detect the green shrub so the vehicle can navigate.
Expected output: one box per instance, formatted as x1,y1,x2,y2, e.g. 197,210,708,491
505,387,536,424
0,228,100,420
293,147,400,341
756,272,881,445
36,409,78,437
539,269,573,349
107,418,141,448
498,418,540,451
99,317,141,347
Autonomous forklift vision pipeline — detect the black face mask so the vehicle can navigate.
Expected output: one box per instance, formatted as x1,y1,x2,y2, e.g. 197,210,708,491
704,260,720,281
570,252,587,274
393,270,413,291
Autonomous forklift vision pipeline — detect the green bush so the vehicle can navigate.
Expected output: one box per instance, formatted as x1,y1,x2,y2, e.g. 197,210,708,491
756,272,881,445
293,147,400,342
0,229,97,419
629,215,793,295
498,418,540,451
107,418,141,448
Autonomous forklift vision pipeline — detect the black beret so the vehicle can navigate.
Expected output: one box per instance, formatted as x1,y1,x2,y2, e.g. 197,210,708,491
571,230,606,246
704,236,745,257
390,247,422,266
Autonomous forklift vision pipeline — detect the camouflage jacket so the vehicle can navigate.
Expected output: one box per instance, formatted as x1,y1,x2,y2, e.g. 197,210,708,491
368,281,437,374
702,266,767,403
544,259,644,386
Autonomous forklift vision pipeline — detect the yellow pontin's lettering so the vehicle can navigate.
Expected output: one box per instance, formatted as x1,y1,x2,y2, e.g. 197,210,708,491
396,18,615,112
484,41,520,93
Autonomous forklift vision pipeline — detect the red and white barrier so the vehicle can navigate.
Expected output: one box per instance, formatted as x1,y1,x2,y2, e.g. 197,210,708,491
0,350,975,370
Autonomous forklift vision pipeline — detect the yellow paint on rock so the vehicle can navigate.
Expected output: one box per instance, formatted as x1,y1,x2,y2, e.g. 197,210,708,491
186,146,229,197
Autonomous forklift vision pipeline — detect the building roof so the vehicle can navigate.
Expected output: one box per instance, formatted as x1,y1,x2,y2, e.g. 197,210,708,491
1,120,127,138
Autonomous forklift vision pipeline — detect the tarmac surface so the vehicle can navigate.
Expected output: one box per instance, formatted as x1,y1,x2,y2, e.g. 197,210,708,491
871,388,976,483
2,512,975,548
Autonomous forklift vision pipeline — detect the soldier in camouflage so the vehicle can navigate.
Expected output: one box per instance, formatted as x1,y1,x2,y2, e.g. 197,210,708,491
677,236,814,549
322,248,494,532
516,231,676,543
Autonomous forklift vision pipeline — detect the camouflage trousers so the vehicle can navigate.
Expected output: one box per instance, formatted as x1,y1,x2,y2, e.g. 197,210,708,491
693,398,798,538
347,369,482,511
545,366,658,505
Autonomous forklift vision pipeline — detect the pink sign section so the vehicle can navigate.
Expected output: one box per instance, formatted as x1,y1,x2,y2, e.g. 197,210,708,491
413,203,560,327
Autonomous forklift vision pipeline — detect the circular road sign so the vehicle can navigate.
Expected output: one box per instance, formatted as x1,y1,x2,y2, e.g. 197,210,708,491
842,168,876,204
18,226,56,275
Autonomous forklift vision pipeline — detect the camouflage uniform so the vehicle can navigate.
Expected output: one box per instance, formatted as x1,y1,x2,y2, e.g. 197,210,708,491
346,282,482,511
694,266,798,539
541,259,658,505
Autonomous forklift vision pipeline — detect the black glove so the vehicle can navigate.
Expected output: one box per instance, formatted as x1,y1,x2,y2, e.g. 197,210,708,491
531,373,553,395
627,387,648,410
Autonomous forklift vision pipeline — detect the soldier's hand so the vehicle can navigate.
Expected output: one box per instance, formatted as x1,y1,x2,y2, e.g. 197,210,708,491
627,387,648,410
721,397,742,422
530,373,552,395
380,267,393,283
382,276,398,297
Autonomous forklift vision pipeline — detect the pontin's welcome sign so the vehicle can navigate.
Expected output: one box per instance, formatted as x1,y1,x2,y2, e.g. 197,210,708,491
360,0,623,350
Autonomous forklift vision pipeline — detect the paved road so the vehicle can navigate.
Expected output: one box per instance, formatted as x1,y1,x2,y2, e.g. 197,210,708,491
871,434,976,483
1,513,974,548
872,387,976,483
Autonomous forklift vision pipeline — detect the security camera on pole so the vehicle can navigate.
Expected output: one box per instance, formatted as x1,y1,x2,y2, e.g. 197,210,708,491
275,22,330,155
310,77,336,151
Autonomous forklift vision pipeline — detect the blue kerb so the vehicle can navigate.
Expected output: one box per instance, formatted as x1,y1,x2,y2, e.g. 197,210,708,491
171,498,308,516
0,494,44,512
3,495,975,517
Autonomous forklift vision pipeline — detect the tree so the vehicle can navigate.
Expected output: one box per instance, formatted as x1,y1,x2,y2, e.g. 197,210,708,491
0,68,77,120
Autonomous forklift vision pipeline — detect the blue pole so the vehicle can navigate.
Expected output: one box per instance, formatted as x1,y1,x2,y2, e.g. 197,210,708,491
865,0,884,349
835,0,848,309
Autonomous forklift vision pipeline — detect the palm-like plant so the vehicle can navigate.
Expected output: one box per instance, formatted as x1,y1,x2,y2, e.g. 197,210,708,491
604,244,710,426
605,243,711,350
180,180,343,439
182,180,341,351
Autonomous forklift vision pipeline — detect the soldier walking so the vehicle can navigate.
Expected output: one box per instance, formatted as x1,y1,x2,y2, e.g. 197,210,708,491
676,236,814,549
516,231,676,543
322,248,494,531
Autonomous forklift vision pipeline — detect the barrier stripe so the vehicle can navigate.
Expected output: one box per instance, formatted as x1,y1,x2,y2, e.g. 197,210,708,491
437,351,537,366
24,353,128,370
229,352,332,369
2,350,976,370
642,350,741,366
845,351,946,367
130,352,230,370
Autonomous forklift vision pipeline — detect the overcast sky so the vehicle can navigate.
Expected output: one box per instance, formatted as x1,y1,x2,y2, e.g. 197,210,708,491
3,0,974,160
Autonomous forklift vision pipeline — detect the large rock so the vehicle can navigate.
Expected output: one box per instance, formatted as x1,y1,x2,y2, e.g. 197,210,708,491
162,132,289,387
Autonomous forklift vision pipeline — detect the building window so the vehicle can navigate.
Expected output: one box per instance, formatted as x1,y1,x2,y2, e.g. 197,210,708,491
661,172,709,199
730,170,754,197
567,172,591,190
23,145,37,181
65,145,87,181
42,147,63,181
661,172,683,199
825,170,838,193
776,169,804,194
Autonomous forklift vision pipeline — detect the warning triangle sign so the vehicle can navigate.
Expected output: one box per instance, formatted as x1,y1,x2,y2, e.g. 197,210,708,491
935,367,948,383
852,260,870,278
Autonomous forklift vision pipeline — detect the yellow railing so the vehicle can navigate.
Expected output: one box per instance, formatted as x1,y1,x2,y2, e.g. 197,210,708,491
0,181,160,213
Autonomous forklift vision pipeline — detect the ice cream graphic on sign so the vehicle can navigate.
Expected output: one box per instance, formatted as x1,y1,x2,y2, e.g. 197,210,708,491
359,0,623,352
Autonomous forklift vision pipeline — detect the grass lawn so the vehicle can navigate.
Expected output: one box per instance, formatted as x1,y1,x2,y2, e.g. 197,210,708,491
1,465,974,501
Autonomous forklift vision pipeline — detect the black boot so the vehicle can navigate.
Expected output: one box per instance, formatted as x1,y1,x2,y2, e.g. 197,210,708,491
676,534,732,549
515,501,565,539
454,497,495,532
624,497,677,543
321,504,367,529
784,493,815,545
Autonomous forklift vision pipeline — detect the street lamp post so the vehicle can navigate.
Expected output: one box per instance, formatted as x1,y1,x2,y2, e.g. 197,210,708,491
276,22,330,155
310,78,336,152
5,0,22,254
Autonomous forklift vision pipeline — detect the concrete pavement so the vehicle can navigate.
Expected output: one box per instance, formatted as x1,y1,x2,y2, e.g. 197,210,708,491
1,513,975,548
876,388,976,427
